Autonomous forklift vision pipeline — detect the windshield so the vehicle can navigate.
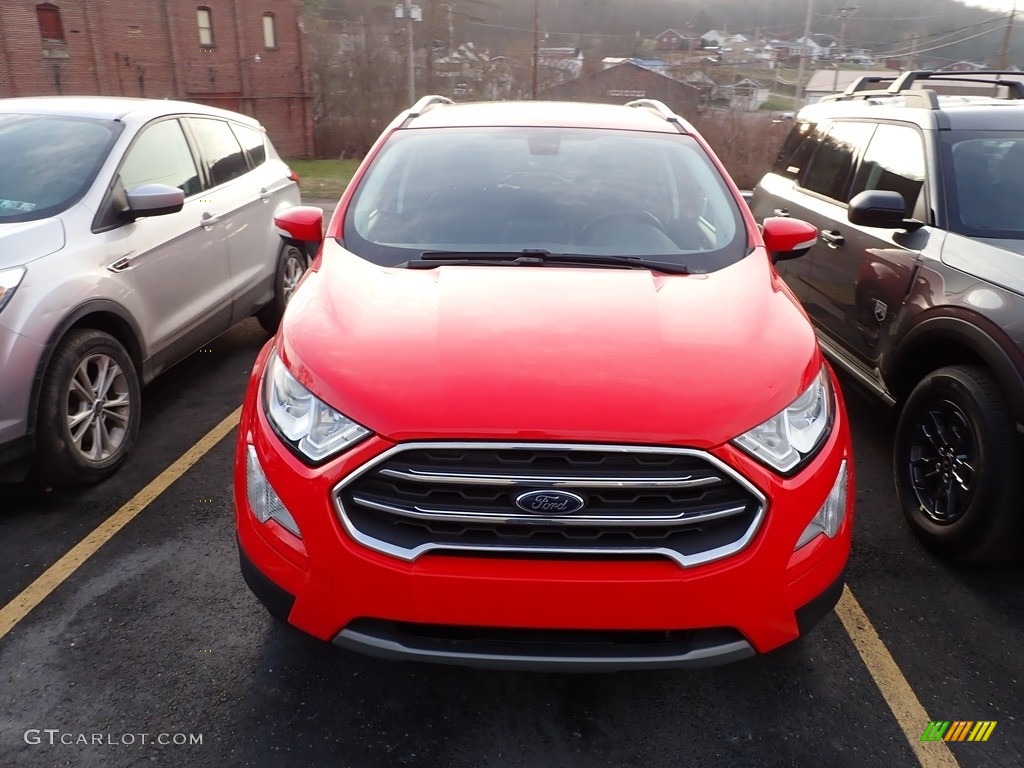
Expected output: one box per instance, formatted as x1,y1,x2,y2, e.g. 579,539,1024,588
345,126,747,272
944,131,1024,239
0,114,121,224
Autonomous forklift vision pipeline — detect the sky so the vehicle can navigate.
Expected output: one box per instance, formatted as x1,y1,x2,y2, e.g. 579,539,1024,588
966,0,1020,10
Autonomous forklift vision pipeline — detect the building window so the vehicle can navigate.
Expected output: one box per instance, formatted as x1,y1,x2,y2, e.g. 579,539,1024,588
37,3,65,43
197,7,214,47
262,13,276,49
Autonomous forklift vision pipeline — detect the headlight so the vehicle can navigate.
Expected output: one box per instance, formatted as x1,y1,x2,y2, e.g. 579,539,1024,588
263,350,370,462
0,266,26,315
733,366,833,474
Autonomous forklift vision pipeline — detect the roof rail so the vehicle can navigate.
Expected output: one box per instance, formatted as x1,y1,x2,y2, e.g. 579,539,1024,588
625,98,689,133
821,70,1024,107
820,88,939,109
407,95,454,118
625,98,678,121
885,69,1024,98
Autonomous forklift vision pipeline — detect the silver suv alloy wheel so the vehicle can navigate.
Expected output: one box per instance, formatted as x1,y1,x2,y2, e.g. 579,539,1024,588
65,353,132,462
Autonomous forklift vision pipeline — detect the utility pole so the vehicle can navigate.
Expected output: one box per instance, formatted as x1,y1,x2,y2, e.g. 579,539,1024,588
831,7,857,94
835,7,857,59
998,0,1017,70
405,0,415,103
794,0,814,107
532,0,539,99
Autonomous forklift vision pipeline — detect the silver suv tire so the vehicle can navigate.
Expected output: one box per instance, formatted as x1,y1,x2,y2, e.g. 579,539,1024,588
32,329,141,486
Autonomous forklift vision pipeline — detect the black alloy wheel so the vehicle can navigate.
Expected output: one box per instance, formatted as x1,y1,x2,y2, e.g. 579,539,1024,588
893,365,1024,562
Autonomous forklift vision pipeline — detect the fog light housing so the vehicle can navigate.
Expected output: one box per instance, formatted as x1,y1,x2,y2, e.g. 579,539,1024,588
246,444,301,537
796,460,848,549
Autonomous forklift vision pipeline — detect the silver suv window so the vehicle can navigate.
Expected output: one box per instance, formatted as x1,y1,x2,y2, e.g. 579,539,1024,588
186,117,249,188
0,114,120,222
345,126,746,272
120,118,201,196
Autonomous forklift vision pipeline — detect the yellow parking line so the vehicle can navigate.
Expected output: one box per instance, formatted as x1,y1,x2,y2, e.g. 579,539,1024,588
0,406,241,642
836,586,961,768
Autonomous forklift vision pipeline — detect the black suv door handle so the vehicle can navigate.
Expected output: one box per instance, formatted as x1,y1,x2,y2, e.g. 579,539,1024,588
820,230,845,247
773,208,790,217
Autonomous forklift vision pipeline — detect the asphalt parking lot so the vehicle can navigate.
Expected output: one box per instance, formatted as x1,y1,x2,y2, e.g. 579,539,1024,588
1,308,1022,767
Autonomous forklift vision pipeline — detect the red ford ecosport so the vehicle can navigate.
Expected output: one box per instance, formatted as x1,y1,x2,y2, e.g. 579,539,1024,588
234,98,854,670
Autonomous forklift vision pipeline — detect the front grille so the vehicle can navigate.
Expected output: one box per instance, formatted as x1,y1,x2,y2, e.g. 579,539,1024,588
334,443,766,567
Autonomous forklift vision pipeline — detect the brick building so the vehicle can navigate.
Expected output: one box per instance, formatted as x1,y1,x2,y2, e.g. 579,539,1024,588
541,62,701,117
0,0,313,157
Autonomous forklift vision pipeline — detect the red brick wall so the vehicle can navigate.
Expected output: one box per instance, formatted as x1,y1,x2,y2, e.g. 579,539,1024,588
0,0,312,156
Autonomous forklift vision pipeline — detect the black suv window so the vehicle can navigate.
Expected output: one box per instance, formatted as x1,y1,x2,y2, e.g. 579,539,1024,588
944,132,1024,237
801,121,874,203
772,121,818,180
851,123,926,219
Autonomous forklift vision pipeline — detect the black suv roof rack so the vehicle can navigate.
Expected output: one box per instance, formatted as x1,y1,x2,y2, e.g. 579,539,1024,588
820,70,1024,108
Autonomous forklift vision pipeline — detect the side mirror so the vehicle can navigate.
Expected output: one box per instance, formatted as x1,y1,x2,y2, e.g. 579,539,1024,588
762,216,817,262
274,206,324,252
848,190,921,230
124,183,185,219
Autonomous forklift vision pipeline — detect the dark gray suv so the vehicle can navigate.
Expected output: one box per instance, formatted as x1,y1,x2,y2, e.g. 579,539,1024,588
751,71,1024,562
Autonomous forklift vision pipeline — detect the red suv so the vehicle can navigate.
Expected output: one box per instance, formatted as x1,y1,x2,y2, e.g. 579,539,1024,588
233,97,854,670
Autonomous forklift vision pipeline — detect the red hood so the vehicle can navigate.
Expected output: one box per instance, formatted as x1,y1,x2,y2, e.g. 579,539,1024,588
279,245,821,448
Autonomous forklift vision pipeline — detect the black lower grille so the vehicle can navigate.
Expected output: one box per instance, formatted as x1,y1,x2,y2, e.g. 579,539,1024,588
335,443,764,567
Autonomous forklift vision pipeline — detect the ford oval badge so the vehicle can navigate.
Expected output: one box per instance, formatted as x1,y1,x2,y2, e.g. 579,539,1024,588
514,490,586,514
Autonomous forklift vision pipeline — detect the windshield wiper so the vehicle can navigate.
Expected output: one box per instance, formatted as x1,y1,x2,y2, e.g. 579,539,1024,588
400,249,689,274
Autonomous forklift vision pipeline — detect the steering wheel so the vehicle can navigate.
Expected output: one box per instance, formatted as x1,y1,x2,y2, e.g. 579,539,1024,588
578,209,668,241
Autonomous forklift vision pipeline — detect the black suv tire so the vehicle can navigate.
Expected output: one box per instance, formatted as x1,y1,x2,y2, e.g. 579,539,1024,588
893,365,1024,562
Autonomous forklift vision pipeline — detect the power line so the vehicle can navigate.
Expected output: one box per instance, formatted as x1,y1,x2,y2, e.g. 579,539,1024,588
871,22,1009,58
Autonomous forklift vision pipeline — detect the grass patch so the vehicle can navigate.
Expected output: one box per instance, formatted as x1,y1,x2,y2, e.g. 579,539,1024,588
285,158,361,199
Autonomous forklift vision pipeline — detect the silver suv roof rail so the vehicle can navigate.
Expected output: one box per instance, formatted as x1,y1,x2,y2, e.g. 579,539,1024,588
407,95,454,118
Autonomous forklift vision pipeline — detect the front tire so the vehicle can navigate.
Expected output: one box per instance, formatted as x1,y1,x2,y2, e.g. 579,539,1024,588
893,365,1024,562
32,329,141,486
257,244,308,333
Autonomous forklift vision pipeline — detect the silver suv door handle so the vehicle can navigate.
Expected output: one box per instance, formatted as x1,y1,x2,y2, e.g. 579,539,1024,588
820,230,845,247
200,212,221,229
773,208,790,217
259,188,272,201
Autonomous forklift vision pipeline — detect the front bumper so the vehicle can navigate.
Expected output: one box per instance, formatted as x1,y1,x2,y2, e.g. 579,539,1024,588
235,345,854,669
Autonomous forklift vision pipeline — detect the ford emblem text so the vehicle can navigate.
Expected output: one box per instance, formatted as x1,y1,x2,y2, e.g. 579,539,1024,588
514,490,586,514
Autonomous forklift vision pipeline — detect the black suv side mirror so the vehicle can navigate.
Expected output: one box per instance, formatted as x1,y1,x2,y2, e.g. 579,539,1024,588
848,190,923,231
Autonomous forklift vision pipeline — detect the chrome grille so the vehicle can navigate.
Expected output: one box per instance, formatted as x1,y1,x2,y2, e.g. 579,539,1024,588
333,443,766,567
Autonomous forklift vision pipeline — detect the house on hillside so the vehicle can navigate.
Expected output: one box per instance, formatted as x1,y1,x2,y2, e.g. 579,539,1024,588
724,77,769,110
540,61,701,116
434,41,491,94
683,70,718,102
655,29,688,51
942,61,989,72
804,69,893,102
0,0,313,156
538,47,585,86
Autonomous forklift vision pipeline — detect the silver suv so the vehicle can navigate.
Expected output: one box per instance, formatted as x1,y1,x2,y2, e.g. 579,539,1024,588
0,96,303,485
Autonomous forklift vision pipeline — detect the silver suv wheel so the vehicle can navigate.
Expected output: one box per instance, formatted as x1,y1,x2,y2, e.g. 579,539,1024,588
66,353,132,462
32,329,141,486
